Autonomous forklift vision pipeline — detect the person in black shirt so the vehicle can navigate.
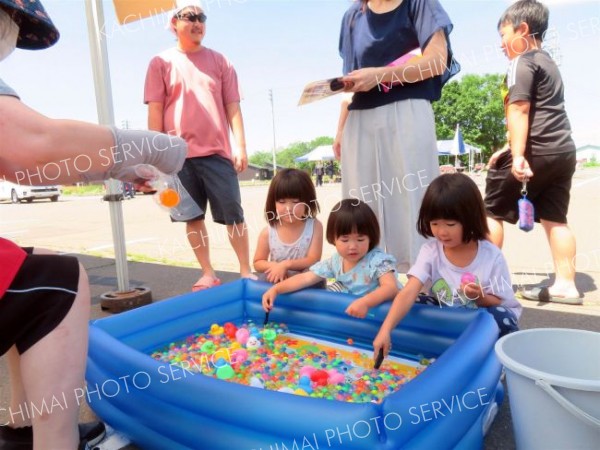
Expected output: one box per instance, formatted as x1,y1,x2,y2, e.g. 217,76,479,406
485,0,581,304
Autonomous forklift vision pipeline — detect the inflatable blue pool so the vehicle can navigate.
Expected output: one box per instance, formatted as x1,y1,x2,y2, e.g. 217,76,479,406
86,280,503,449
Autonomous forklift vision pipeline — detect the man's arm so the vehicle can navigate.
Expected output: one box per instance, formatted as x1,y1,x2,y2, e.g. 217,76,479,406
225,102,247,173
147,101,165,133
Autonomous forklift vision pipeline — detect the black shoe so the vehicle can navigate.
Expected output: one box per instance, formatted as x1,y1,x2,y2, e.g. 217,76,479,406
0,421,106,449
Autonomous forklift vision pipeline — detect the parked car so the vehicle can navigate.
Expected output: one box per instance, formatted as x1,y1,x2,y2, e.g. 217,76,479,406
0,180,61,203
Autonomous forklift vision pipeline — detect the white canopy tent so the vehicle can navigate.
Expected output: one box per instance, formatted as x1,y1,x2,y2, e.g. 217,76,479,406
294,145,336,162
437,125,482,170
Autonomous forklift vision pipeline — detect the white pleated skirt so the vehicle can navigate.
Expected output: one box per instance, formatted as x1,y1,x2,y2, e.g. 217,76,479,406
341,99,440,273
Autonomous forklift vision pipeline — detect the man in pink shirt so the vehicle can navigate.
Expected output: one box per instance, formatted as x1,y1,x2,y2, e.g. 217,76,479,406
145,0,254,290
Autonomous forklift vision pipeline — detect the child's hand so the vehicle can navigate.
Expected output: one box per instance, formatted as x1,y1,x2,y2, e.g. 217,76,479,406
373,330,392,358
345,298,369,318
262,287,278,312
512,155,534,182
265,262,289,284
461,282,484,304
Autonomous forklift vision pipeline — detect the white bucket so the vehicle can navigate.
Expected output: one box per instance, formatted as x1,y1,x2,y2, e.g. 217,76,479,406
495,328,600,450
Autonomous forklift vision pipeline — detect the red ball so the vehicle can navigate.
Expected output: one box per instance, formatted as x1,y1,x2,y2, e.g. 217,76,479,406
311,370,329,386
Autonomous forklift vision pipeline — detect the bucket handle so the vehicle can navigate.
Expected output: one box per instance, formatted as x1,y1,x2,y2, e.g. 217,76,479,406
535,379,600,429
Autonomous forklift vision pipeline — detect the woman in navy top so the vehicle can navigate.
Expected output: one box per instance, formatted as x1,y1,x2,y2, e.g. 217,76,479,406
334,0,459,273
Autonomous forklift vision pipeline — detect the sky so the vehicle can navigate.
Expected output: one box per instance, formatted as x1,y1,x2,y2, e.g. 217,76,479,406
2,0,599,155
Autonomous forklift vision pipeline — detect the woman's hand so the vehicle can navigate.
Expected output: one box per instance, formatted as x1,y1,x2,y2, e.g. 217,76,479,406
341,68,383,93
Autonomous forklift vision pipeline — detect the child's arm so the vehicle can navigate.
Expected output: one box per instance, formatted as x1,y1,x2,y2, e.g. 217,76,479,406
345,271,399,318
262,271,324,312
253,227,274,274
256,220,324,283
462,282,502,307
373,277,423,357
254,228,299,283
507,101,533,180
463,249,513,309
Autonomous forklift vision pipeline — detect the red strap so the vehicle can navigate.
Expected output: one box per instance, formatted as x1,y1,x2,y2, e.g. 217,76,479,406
0,238,27,297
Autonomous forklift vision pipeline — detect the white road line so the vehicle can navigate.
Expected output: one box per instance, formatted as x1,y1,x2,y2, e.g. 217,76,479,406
574,175,600,188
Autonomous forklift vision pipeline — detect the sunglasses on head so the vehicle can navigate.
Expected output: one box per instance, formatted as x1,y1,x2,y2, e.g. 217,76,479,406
176,12,207,23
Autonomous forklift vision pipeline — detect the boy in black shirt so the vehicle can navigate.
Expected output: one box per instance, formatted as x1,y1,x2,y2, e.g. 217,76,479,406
484,0,581,304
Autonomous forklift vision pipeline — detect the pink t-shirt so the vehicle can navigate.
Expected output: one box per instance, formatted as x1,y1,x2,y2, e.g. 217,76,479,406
144,47,241,159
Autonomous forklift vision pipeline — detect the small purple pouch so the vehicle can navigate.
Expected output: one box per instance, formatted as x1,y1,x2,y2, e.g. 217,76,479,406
518,181,534,232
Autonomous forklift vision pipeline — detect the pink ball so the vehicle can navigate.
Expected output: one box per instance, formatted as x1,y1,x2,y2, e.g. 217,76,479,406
230,349,248,365
461,272,477,285
235,328,249,345
327,369,345,385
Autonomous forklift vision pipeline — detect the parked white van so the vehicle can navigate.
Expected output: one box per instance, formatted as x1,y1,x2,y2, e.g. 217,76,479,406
0,180,61,203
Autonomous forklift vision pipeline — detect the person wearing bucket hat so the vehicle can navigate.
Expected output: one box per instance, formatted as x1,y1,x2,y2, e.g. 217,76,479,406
0,1,188,448
0,0,59,50
145,0,256,292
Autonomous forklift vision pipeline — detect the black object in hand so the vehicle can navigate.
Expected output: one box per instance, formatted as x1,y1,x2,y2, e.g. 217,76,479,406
264,310,270,326
374,348,384,369
330,78,344,91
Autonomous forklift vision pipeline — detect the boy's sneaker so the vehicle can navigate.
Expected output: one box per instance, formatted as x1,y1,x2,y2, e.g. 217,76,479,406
0,421,106,449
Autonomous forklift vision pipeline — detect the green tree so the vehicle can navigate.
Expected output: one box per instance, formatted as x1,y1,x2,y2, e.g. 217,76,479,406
433,73,506,160
248,151,275,169
250,136,334,170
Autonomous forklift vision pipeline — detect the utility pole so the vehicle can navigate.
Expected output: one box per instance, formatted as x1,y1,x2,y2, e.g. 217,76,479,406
269,88,277,176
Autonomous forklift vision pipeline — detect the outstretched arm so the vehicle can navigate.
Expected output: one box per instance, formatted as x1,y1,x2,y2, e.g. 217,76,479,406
0,96,114,184
261,271,324,312
0,96,186,184
373,276,424,357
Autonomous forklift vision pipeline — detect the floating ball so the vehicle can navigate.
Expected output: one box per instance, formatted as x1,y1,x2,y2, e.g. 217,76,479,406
159,188,180,208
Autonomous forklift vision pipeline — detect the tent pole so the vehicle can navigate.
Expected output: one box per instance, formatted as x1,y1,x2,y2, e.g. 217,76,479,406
85,0,129,292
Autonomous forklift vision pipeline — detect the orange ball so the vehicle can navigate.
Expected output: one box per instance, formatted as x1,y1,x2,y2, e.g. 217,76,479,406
159,188,180,208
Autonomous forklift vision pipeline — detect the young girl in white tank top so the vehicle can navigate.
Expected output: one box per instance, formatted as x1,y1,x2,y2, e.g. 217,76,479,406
253,169,323,283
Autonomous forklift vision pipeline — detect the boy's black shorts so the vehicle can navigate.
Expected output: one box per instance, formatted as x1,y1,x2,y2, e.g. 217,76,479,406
0,249,79,356
485,151,576,224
